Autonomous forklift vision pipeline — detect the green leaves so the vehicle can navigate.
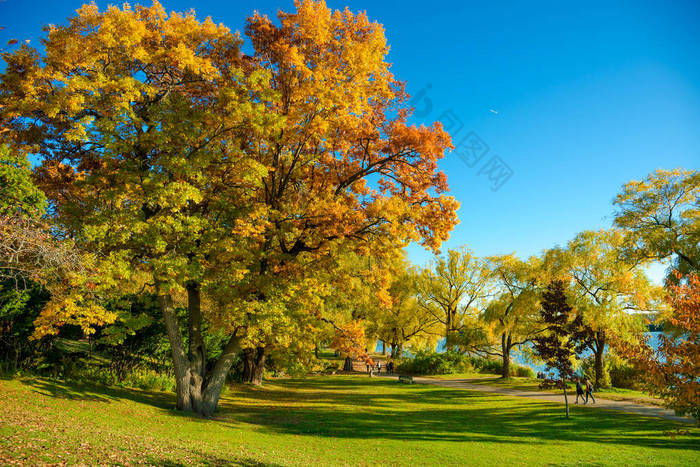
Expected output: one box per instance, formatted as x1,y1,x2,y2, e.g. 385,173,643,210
0,144,46,218
614,169,700,278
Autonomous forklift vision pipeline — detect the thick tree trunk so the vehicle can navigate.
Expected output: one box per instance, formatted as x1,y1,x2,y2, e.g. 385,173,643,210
251,347,265,385
187,282,206,413
200,335,241,416
381,340,386,355
343,356,354,371
243,347,266,385
156,281,192,412
156,280,241,416
594,338,606,389
500,333,511,379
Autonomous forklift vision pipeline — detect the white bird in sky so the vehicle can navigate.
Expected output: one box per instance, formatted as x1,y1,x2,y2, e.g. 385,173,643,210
489,109,499,115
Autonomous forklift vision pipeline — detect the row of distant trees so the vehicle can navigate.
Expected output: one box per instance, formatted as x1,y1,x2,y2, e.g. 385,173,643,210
363,168,698,422
370,228,659,386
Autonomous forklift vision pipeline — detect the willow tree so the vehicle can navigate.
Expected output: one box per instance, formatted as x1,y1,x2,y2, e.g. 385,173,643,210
614,169,700,280
415,248,492,343
368,255,439,357
565,230,664,388
1,1,458,414
480,255,542,378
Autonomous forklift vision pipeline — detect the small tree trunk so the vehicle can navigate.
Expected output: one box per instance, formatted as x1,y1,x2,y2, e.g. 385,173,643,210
563,377,570,418
381,340,386,355
251,347,265,385
500,333,511,379
343,356,354,371
243,347,266,385
446,308,453,341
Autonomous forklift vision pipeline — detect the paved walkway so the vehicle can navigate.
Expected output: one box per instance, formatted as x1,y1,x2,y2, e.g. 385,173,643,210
374,373,695,425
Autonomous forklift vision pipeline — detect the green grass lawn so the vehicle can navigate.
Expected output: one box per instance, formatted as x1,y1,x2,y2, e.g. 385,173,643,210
0,375,697,466
431,374,664,406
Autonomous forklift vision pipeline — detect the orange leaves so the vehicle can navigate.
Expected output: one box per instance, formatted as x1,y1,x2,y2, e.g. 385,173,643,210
613,272,700,424
329,319,368,360
240,1,459,286
667,273,700,336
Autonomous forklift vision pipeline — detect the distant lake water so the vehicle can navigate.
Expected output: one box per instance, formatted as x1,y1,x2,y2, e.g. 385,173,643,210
375,332,664,375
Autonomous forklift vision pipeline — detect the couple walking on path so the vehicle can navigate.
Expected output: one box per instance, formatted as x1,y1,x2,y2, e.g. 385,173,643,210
575,377,596,404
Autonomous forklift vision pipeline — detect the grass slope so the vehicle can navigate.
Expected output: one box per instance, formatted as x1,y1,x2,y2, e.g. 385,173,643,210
0,375,697,466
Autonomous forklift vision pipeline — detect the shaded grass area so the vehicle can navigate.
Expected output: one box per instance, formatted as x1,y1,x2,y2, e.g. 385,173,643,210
0,375,697,466
432,375,665,406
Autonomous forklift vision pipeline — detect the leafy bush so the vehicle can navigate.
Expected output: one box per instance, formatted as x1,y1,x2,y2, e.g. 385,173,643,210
514,365,535,377
468,356,502,374
122,368,175,392
607,354,642,389
395,350,534,377
580,355,612,388
395,350,470,375
580,353,645,390
0,281,51,371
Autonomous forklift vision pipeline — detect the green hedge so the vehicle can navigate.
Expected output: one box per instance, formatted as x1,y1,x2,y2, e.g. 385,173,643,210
395,350,534,377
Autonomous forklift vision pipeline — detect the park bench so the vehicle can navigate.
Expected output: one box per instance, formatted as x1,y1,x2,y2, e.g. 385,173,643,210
398,375,414,384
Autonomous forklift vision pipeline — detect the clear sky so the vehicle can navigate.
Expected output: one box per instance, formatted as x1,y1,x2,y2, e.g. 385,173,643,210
2,0,698,281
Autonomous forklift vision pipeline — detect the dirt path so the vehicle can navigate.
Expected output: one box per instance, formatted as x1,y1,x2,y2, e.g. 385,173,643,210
377,373,695,424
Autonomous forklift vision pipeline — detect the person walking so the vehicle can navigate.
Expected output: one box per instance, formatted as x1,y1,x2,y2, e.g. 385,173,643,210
575,378,585,404
376,361,381,374
585,378,596,404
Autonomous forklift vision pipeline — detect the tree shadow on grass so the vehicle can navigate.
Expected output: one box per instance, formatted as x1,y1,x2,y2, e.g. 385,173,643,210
17,377,175,410
147,454,282,467
11,375,700,454
217,378,700,452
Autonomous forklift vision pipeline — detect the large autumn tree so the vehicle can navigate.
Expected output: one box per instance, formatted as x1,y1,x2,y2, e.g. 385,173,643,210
221,0,458,378
0,1,457,415
1,1,270,415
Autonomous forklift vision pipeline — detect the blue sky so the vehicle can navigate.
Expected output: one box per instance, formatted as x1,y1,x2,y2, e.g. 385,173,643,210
2,0,698,281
